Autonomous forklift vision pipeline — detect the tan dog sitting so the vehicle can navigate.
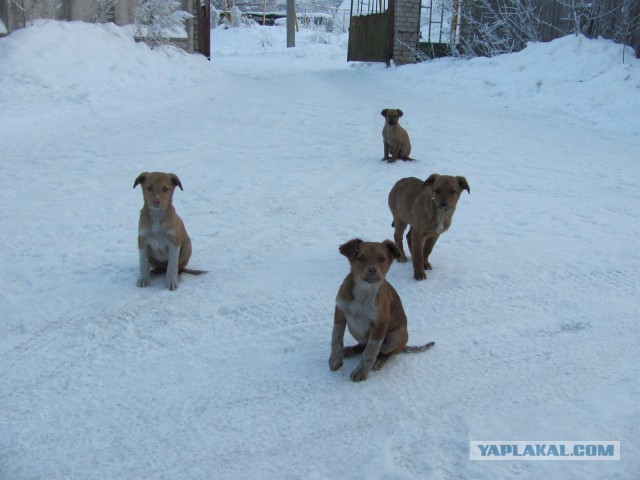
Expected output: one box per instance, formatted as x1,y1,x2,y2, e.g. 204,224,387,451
329,238,434,382
381,108,412,162
388,174,470,281
134,172,206,290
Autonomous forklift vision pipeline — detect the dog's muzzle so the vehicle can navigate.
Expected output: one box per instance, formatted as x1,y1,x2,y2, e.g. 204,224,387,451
433,197,450,211
362,276,381,284
362,268,382,284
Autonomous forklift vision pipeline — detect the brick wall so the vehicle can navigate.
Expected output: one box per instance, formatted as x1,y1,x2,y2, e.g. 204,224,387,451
392,0,421,65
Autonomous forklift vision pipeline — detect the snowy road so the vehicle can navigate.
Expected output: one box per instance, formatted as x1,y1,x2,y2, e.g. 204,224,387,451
1,22,639,479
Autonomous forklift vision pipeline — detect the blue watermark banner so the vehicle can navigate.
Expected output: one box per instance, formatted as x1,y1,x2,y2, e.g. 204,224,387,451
470,441,620,461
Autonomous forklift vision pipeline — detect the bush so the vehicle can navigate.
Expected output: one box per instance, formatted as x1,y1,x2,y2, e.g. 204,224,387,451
134,0,193,48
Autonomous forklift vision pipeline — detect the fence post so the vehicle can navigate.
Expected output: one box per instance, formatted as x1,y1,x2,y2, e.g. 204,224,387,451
287,0,295,47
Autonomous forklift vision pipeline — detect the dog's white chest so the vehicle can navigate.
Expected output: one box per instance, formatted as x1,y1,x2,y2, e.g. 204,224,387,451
140,223,175,261
434,211,450,234
336,282,380,344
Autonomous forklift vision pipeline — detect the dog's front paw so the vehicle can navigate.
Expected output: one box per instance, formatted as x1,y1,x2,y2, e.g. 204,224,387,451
137,276,150,288
329,354,344,371
350,365,370,382
424,261,432,270
414,271,427,281
165,277,179,291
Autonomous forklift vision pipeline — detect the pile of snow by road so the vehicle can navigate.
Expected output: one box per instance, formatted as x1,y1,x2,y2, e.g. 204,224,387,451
1,20,638,479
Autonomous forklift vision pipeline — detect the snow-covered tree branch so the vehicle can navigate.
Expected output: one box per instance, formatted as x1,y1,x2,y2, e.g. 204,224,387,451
134,0,193,48
91,0,119,24
458,0,542,57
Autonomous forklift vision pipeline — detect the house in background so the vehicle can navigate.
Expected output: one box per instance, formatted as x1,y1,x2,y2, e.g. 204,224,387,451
0,0,211,57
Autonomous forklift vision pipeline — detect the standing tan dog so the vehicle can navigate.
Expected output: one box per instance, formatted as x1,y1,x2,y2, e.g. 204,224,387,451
381,108,412,162
388,174,470,281
134,172,206,290
329,238,434,382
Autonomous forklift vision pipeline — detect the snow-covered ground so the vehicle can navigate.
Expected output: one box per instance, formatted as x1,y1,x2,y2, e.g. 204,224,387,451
1,20,639,479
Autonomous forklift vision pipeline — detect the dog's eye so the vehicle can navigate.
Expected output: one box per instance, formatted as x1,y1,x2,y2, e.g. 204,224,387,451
449,189,456,195
434,189,442,194
146,186,153,192
356,256,366,262
162,186,169,192
377,256,386,263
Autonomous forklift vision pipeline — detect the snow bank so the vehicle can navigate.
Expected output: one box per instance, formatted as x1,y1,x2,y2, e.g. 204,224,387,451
390,34,640,133
0,20,211,108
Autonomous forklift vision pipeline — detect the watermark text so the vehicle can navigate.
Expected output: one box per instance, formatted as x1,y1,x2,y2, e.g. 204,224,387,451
470,441,620,461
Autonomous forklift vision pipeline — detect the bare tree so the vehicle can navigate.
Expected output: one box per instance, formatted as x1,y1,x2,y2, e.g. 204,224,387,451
613,0,640,62
10,0,65,26
11,0,38,27
558,0,640,62
458,0,639,60
458,0,543,57
91,0,119,24
558,0,618,37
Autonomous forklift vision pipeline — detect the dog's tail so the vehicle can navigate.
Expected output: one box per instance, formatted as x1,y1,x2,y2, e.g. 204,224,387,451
343,344,366,357
150,267,208,276
344,342,434,356
402,341,435,353
180,268,208,275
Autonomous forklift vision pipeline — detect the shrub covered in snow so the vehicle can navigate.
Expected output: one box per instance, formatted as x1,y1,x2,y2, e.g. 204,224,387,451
134,0,193,48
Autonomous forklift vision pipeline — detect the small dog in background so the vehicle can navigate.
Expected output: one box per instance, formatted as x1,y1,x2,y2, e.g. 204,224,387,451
329,238,434,382
134,172,206,290
381,108,412,162
388,174,470,281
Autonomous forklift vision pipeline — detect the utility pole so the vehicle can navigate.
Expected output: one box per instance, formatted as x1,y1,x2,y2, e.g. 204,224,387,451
287,0,295,47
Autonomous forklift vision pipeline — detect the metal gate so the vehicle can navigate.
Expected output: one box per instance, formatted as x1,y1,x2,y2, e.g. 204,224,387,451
347,0,394,65
418,0,460,58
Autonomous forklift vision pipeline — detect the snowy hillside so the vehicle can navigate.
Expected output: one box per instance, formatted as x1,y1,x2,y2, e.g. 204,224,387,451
1,20,639,479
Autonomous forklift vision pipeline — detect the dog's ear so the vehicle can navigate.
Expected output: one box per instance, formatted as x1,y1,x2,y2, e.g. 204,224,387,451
397,109,403,117
381,109,388,117
133,172,148,189
423,173,440,188
382,240,402,261
169,173,183,191
339,238,363,259
457,176,470,194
